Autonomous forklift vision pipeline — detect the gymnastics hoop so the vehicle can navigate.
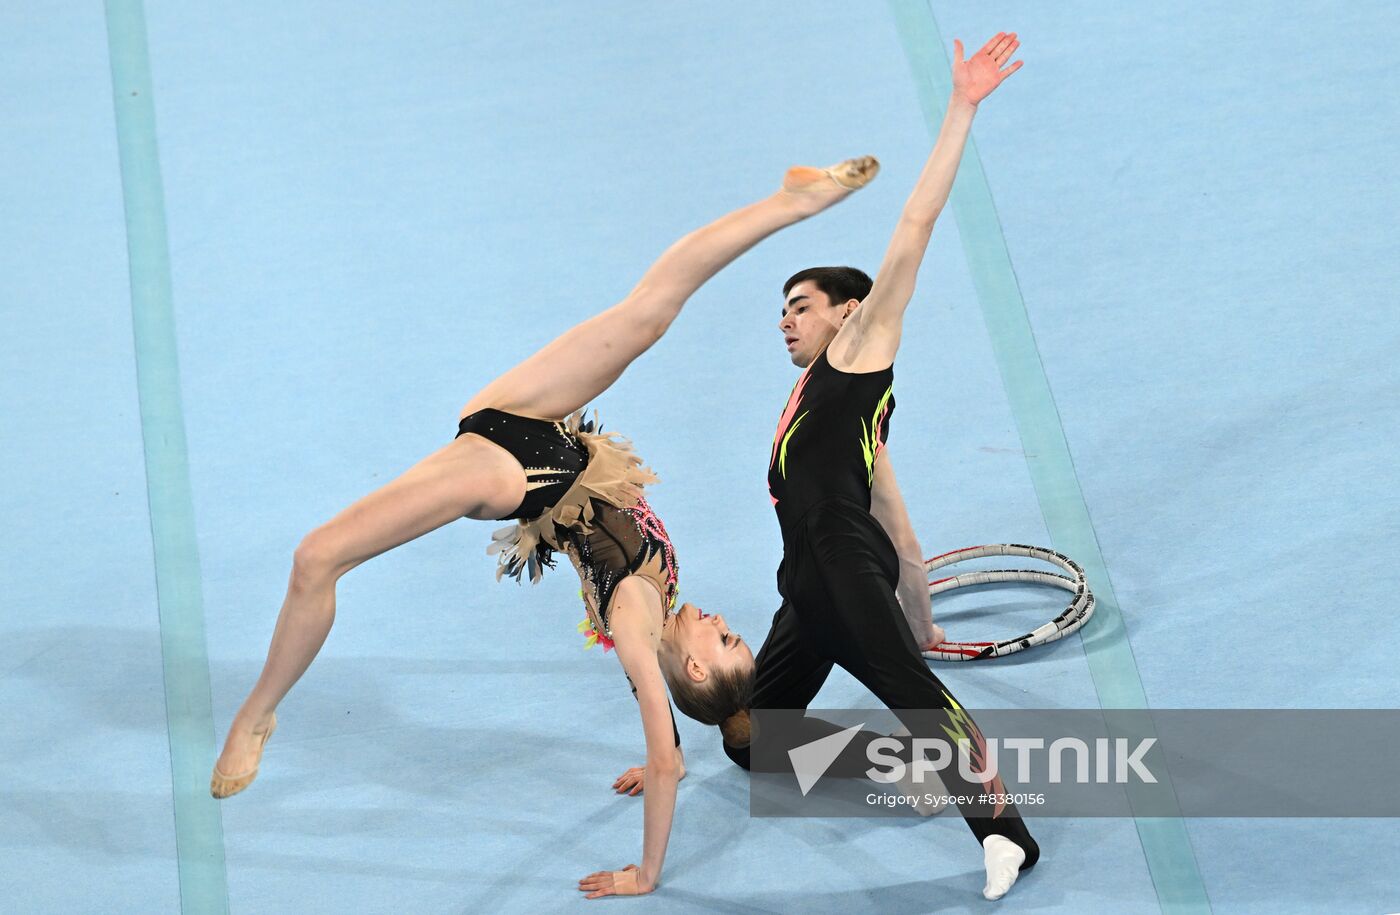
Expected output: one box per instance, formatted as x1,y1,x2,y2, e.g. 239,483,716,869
921,543,1095,662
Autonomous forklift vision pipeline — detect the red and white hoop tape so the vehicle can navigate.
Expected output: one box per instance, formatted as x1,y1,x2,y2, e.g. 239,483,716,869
921,543,1095,662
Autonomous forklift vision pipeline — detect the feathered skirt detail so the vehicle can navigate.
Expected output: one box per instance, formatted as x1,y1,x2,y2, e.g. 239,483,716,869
485,409,659,583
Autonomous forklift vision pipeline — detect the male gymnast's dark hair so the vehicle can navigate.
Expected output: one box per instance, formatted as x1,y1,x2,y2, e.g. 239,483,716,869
782,266,874,306
665,665,754,748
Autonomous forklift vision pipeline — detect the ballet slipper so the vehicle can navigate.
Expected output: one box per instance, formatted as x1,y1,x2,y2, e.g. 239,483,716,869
210,713,277,799
782,156,881,195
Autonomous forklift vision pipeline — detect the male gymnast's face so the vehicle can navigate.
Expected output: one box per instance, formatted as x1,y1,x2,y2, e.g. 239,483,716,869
670,602,754,682
778,280,860,368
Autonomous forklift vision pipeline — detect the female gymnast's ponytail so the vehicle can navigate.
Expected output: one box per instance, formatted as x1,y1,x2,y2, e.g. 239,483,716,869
719,708,751,748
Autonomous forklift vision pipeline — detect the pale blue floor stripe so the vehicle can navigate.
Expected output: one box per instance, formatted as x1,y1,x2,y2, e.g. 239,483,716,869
104,1,229,912
887,2,1212,912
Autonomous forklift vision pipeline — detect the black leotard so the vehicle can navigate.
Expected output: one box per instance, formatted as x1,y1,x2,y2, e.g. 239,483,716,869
457,408,588,521
467,408,682,747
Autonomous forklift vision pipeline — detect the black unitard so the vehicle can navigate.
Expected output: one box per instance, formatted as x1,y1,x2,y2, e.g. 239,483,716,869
730,349,1038,864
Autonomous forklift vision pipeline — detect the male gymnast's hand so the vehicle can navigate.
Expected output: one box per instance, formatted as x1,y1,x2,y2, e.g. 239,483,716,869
578,864,653,898
611,756,686,796
951,31,1023,108
913,622,948,654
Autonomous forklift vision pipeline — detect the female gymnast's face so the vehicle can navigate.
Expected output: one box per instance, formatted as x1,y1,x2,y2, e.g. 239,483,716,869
673,602,754,680
778,280,857,368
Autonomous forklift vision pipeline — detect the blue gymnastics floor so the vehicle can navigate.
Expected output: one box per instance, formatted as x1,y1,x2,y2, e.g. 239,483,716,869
2,1,1397,912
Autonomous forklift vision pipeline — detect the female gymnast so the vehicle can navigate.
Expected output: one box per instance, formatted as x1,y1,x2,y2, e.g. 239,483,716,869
209,155,878,899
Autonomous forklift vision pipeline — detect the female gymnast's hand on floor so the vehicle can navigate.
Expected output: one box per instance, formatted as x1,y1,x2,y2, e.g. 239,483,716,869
578,864,652,898
951,31,1023,107
612,755,686,796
